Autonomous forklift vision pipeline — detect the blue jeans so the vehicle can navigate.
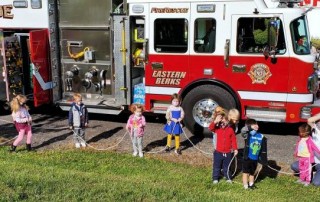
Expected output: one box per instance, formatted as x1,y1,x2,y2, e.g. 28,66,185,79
291,161,320,186
212,151,232,181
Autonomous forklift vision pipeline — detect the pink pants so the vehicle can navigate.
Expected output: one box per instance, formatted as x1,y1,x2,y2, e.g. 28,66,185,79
13,122,32,146
299,157,312,183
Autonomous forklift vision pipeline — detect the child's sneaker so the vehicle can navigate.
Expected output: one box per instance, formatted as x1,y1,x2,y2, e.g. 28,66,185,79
75,143,80,148
296,179,304,184
133,152,138,156
226,180,233,183
165,146,171,152
303,182,310,186
80,141,86,148
139,152,144,158
213,180,219,184
175,148,182,155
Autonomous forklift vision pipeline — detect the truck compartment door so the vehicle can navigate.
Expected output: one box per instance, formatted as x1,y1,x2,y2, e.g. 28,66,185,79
29,29,52,107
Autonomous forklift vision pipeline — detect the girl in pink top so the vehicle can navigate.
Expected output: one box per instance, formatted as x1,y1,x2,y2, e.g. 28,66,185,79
10,94,33,152
126,104,146,158
294,123,320,186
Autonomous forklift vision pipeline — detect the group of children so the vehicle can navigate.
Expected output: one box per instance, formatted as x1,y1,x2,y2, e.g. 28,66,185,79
7,93,320,188
208,106,267,189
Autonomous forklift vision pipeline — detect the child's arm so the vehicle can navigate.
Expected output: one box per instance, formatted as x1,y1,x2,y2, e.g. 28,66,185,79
68,106,73,128
140,116,146,128
308,113,320,127
240,125,249,139
259,136,268,165
178,107,185,122
84,107,89,127
126,115,132,131
310,139,320,154
231,130,238,155
208,121,216,132
165,108,171,123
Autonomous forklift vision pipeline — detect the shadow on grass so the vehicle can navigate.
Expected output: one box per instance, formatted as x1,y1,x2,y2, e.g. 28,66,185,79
230,149,280,181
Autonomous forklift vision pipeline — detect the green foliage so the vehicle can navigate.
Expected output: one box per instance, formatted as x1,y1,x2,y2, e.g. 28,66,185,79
0,148,320,201
311,37,320,50
253,29,268,45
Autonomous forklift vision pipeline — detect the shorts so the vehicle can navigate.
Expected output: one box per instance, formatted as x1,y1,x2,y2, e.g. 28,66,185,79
242,158,258,175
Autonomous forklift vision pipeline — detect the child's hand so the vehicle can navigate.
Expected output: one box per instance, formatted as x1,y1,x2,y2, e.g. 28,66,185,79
85,123,88,127
214,115,222,124
172,118,178,123
233,150,238,156
69,126,73,130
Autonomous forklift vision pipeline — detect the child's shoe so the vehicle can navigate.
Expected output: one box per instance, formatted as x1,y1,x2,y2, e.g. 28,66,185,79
80,141,86,148
175,148,182,155
133,151,138,156
139,152,144,158
226,179,233,184
213,180,219,184
75,143,80,148
165,146,171,152
296,179,304,184
248,184,257,190
9,144,16,152
303,182,310,187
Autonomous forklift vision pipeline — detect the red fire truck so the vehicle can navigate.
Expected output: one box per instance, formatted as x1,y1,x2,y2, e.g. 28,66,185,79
0,0,319,134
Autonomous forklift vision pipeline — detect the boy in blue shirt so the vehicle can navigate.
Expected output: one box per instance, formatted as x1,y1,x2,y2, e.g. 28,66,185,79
241,119,267,190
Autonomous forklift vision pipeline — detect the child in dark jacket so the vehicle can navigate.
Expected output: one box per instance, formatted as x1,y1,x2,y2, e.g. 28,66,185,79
209,109,238,184
241,119,267,190
68,93,89,148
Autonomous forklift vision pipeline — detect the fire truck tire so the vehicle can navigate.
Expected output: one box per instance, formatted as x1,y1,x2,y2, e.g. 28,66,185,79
182,85,236,136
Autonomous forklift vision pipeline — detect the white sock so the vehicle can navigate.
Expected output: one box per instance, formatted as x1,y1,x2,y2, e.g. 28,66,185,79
249,182,254,186
244,184,248,189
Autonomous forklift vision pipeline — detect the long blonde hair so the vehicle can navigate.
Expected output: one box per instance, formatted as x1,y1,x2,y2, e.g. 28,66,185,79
10,94,29,112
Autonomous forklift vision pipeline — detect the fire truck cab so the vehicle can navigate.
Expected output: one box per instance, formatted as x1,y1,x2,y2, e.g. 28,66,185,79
1,0,320,135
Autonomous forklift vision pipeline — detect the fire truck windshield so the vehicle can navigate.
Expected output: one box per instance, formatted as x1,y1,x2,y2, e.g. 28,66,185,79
290,16,310,55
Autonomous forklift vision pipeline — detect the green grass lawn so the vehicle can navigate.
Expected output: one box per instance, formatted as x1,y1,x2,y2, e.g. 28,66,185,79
0,147,319,201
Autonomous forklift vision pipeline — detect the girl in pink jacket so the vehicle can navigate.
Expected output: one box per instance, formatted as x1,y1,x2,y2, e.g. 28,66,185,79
126,104,146,158
295,123,320,186
10,94,33,152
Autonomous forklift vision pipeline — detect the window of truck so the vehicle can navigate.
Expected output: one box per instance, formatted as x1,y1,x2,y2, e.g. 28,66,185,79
154,19,188,53
237,17,286,54
290,16,310,55
194,18,216,53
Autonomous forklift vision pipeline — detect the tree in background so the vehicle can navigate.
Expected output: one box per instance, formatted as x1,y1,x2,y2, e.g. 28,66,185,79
311,37,320,50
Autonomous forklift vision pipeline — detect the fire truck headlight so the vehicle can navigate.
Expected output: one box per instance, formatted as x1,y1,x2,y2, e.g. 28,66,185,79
301,107,311,119
308,73,318,93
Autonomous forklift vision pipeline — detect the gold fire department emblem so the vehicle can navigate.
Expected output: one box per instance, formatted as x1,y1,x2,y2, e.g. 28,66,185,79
248,63,272,84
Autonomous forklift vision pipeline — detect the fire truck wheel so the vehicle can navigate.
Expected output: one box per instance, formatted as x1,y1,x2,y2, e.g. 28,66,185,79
182,85,236,136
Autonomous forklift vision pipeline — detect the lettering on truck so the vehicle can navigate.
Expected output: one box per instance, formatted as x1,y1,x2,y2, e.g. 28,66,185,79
152,71,187,85
0,5,14,19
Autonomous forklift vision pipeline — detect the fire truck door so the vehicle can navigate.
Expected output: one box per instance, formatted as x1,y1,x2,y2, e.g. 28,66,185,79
0,30,8,103
229,16,290,95
146,3,190,98
29,29,52,107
